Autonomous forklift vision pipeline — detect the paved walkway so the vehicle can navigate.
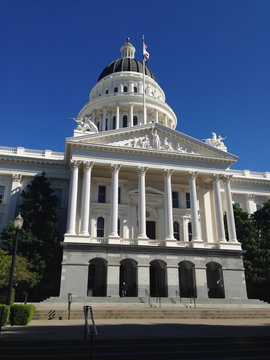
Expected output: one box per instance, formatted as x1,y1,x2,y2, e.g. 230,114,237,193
1,318,270,341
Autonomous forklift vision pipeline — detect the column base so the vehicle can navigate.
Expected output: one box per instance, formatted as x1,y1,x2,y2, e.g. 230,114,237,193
108,235,121,245
137,236,149,246
192,238,204,248
165,238,177,247
219,241,242,250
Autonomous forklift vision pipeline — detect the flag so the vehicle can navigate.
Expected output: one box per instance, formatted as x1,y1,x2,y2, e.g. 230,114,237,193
143,40,149,62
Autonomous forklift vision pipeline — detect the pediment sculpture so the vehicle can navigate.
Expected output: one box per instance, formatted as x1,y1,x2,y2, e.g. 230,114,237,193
107,128,198,154
204,132,227,152
73,116,99,133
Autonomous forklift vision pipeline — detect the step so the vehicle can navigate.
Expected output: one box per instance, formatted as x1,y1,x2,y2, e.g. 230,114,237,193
33,308,270,320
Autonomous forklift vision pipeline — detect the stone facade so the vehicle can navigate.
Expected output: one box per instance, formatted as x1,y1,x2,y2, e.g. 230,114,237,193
0,39,269,302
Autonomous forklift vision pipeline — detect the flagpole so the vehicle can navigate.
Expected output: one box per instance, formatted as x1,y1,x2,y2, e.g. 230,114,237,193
142,35,147,124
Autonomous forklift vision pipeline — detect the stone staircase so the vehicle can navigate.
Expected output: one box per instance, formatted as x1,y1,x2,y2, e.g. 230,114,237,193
33,307,270,320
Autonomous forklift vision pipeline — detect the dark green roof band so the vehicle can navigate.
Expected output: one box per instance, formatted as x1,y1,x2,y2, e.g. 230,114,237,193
98,58,157,82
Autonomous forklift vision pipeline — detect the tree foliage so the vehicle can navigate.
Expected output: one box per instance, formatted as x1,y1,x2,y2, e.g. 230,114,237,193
232,203,270,302
1,173,62,301
0,249,36,288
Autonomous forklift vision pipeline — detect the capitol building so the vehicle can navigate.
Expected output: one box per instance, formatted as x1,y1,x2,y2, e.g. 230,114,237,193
1,39,269,302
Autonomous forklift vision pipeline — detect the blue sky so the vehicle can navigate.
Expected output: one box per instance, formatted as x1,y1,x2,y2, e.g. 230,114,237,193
0,0,269,171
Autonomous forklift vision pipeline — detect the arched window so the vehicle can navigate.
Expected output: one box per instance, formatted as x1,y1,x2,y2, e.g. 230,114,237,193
174,221,180,240
123,86,128,93
105,89,109,94
188,222,192,241
133,116,138,126
97,217,105,237
123,115,128,127
114,87,118,93
134,86,137,93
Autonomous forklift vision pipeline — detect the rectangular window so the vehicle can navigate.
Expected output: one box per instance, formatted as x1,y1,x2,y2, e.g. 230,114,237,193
0,186,5,204
186,192,191,209
172,191,179,208
118,187,121,204
98,185,106,203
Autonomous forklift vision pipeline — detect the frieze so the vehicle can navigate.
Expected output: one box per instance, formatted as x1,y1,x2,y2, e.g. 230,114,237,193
107,129,199,154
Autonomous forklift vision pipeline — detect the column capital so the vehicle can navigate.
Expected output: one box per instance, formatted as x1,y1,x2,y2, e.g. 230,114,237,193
188,170,198,179
83,161,94,171
111,164,121,173
246,193,255,201
211,173,223,182
70,160,81,169
163,168,174,177
222,174,233,182
137,166,148,175
12,174,22,183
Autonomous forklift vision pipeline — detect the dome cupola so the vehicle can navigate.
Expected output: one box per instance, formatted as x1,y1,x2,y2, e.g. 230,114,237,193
74,38,177,136
120,37,135,58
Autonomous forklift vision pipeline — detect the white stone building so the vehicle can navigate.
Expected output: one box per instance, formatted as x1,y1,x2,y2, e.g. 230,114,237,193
1,39,270,302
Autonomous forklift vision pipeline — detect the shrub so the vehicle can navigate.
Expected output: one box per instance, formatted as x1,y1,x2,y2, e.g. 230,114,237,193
10,304,36,325
0,304,10,326
0,288,15,305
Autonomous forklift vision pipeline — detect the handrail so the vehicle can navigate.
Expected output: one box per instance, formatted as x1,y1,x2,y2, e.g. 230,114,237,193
83,306,98,338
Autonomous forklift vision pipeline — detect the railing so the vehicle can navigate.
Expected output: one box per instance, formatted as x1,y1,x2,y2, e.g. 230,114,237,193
230,169,270,179
83,306,98,359
0,146,64,159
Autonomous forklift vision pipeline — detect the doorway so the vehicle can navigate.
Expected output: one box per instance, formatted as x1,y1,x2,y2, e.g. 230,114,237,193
150,260,168,297
119,259,138,297
87,258,107,296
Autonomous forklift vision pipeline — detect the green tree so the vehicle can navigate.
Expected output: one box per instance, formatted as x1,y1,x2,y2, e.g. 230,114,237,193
1,173,62,301
229,205,270,302
0,249,36,288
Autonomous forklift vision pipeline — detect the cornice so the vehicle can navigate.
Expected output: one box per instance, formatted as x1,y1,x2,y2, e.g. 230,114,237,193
0,155,66,167
61,242,244,257
68,142,235,165
231,177,270,187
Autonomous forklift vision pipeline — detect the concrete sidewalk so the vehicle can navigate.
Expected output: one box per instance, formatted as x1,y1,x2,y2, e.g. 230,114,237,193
1,318,270,341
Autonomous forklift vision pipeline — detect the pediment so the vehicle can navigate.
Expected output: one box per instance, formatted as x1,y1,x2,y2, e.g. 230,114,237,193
66,124,237,162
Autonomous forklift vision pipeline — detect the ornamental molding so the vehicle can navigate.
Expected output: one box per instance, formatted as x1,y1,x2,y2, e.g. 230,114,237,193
203,132,227,152
12,174,22,183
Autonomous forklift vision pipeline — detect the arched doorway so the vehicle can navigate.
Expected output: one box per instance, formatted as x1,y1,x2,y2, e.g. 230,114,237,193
179,261,197,298
119,259,138,297
87,258,107,296
150,260,168,297
206,262,225,298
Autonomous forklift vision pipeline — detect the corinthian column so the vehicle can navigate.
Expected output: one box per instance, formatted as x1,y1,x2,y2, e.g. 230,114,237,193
212,174,226,243
163,169,175,240
129,104,134,127
116,104,120,129
137,167,148,240
223,175,238,242
102,107,107,131
188,171,202,242
66,161,80,235
109,164,121,238
80,161,93,235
